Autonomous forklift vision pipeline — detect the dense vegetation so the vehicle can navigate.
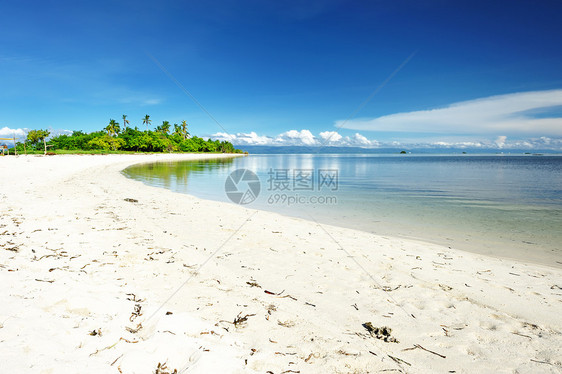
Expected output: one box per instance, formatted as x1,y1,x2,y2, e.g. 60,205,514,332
13,116,243,154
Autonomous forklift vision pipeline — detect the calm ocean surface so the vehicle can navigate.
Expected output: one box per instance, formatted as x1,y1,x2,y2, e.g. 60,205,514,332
123,154,562,266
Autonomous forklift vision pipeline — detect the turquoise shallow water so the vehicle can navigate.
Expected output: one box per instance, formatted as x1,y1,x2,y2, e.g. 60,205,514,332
123,154,562,267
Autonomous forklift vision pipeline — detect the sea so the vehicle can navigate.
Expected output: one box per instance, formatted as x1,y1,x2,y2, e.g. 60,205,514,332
123,153,562,267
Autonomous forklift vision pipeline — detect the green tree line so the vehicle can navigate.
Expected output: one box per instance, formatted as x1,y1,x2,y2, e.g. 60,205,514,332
15,115,243,154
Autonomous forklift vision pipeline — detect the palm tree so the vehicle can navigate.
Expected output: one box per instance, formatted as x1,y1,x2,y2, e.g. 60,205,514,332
160,121,171,135
180,120,190,139
142,114,151,132
173,123,182,137
122,114,130,130
105,119,120,136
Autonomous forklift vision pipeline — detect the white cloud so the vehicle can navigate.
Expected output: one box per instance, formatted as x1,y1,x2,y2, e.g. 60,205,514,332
212,131,273,145
318,131,379,147
508,137,562,149
337,89,562,136
0,127,74,144
351,133,379,147
318,131,342,144
0,126,26,138
275,130,317,145
495,135,507,149
431,141,486,148
212,129,381,148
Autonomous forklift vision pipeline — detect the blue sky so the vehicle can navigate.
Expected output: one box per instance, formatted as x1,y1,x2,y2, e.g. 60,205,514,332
1,0,562,149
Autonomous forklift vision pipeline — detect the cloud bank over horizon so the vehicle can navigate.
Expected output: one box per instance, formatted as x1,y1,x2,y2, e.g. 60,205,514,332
337,90,562,136
2,125,561,151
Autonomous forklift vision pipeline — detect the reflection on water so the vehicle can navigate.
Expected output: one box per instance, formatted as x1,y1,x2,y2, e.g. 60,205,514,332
123,157,236,195
123,154,562,267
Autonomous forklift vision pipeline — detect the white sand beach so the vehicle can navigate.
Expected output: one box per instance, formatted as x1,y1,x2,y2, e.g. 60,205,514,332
1,154,561,373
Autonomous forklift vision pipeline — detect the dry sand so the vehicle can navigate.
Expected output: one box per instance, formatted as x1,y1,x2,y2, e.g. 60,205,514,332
1,154,561,373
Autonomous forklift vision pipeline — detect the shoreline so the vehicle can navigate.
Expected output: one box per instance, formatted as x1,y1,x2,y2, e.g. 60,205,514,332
124,154,561,270
1,154,561,373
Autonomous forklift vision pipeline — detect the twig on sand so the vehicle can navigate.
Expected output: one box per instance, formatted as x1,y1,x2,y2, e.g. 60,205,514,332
264,289,284,295
388,354,411,366
90,337,139,357
89,341,119,356
120,337,139,344
264,289,298,301
530,359,555,366
403,344,446,359
219,312,256,328
35,278,54,283
110,354,123,366
512,332,532,339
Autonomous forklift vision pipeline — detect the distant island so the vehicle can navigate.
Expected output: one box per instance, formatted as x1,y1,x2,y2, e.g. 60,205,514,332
10,115,243,155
